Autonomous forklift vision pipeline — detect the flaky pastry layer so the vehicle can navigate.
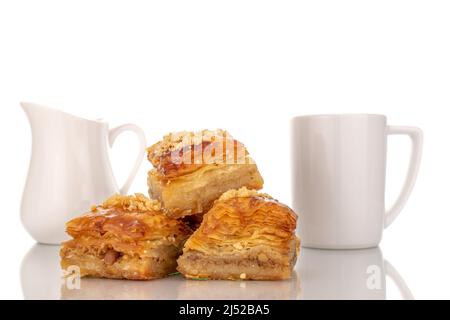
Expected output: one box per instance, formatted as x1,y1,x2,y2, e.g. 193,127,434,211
177,188,300,280
61,194,192,280
178,240,299,280
146,129,251,178
61,239,181,280
66,194,191,241
148,164,264,219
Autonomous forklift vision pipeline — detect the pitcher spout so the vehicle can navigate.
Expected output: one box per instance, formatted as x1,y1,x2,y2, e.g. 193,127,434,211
20,102,105,129
20,102,43,124
20,102,68,128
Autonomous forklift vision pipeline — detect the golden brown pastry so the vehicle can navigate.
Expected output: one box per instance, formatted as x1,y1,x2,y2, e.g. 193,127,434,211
177,187,300,280
60,194,192,280
147,129,264,219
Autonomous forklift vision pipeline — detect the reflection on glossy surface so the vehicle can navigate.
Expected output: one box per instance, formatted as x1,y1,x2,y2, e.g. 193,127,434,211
176,274,299,300
21,244,413,300
61,276,184,300
60,274,299,300
21,244,62,300
298,247,414,300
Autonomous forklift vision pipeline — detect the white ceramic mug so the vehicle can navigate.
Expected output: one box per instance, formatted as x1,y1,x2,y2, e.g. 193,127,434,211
291,114,423,249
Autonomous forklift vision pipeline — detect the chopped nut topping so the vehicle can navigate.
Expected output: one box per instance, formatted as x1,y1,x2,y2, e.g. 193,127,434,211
218,187,273,202
147,129,231,158
97,193,162,212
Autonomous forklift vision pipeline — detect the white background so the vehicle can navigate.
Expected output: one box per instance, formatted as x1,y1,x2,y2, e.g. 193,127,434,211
0,0,449,299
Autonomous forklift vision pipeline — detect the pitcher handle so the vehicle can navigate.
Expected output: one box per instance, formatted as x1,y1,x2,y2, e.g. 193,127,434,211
109,124,147,195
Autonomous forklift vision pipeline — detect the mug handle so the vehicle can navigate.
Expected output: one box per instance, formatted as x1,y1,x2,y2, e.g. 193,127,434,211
385,126,424,228
109,124,147,195
384,260,414,300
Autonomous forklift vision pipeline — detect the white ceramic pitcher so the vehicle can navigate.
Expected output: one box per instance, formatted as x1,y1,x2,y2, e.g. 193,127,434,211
20,102,147,244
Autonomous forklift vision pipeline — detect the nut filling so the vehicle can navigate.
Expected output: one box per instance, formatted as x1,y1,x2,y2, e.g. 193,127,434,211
104,249,122,265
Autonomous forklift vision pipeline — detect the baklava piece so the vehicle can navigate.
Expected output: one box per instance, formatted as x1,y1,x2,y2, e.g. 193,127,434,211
147,129,264,219
60,194,192,280
177,187,300,280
